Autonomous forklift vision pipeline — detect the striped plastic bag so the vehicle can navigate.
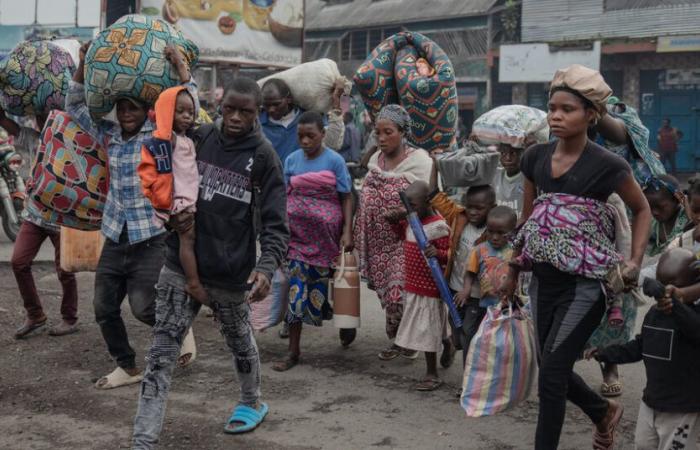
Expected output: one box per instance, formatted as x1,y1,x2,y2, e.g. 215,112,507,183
461,303,537,417
250,267,289,332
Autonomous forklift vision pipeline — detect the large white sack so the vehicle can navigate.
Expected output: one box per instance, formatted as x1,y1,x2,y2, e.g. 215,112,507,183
258,59,350,113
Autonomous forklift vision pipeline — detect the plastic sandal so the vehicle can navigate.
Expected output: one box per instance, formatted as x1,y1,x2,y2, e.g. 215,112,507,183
94,367,143,390
600,381,622,398
223,403,269,434
177,328,197,368
415,377,443,391
272,353,299,372
593,403,623,450
378,346,401,361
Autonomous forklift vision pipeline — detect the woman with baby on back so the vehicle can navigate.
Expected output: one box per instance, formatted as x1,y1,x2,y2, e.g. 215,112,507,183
503,65,652,450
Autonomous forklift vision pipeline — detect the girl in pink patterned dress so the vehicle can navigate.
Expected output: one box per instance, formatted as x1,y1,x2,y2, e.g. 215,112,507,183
272,111,353,372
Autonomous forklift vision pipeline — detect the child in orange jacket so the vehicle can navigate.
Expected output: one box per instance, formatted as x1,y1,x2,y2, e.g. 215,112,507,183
138,86,207,304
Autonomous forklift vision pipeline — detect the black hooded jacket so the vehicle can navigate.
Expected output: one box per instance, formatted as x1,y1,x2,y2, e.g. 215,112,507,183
165,120,289,291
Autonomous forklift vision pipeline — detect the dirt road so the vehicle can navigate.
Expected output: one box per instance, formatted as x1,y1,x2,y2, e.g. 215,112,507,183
0,262,644,449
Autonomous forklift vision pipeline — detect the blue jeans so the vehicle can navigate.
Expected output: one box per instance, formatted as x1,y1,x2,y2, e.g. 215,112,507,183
132,267,261,449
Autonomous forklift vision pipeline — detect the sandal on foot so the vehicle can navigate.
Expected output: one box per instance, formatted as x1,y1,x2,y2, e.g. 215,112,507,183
440,341,456,368
378,346,401,361
600,381,622,398
223,402,269,434
593,403,623,450
48,320,79,337
177,328,197,368
272,353,299,372
415,377,443,391
14,318,47,339
94,367,143,390
400,348,419,360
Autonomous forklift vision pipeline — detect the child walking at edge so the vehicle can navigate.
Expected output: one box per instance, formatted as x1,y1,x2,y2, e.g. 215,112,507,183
272,111,354,372
587,247,700,450
455,204,517,340
430,183,495,367
389,180,451,391
138,85,207,305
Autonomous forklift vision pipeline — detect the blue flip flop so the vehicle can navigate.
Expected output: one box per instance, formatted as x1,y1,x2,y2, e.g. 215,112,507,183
223,403,269,434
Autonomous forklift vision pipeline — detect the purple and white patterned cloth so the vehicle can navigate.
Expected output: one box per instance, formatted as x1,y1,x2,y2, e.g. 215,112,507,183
513,193,622,280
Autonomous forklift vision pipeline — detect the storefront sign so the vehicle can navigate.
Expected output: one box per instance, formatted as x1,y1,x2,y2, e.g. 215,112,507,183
665,69,700,86
499,42,601,83
657,35,700,53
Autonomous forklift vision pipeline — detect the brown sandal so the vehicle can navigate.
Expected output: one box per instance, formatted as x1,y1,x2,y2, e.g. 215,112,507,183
378,345,401,360
593,403,624,450
272,353,299,372
415,377,443,391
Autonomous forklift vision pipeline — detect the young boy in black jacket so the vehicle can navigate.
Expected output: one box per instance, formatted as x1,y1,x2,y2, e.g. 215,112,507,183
132,76,289,449
587,247,700,450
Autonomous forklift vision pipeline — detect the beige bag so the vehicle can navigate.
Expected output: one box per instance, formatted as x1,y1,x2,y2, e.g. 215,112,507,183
59,227,104,272
329,249,361,329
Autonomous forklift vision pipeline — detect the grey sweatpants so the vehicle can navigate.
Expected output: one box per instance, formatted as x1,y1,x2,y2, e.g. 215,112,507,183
132,267,261,450
635,401,700,450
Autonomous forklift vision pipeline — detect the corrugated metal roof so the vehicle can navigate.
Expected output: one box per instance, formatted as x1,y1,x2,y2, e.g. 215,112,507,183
305,0,498,31
522,0,700,42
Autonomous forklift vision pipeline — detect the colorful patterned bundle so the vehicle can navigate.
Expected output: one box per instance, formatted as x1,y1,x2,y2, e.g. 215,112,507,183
461,304,537,417
354,32,458,151
26,111,109,230
84,14,199,119
0,41,76,116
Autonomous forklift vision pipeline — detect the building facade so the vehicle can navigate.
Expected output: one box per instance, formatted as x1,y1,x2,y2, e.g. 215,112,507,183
509,0,700,172
304,0,516,130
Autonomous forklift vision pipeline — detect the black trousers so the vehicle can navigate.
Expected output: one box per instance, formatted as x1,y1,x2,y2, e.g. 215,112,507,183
93,230,166,369
530,264,609,450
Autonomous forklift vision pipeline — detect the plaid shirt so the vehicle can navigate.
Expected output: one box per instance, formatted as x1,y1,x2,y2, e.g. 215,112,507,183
65,82,171,244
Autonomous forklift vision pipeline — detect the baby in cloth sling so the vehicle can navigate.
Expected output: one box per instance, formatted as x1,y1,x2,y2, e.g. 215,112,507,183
138,86,206,304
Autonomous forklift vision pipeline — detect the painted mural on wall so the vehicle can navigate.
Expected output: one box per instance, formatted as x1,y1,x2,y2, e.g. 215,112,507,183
141,0,303,67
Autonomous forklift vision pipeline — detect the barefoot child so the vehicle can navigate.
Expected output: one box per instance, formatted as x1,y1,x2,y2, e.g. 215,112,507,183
138,86,207,304
272,111,353,372
588,247,700,450
391,180,451,391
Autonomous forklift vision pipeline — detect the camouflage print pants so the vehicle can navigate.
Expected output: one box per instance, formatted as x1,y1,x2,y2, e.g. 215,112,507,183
132,267,260,450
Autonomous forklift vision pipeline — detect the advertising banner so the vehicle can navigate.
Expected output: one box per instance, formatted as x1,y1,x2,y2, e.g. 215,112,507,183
499,42,601,83
140,0,303,67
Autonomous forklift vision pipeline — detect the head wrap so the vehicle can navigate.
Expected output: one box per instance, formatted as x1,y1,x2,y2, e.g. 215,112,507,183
376,104,412,133
550,64,612,119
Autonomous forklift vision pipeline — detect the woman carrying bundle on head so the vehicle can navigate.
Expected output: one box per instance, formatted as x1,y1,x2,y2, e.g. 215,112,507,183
502,65,652,450
354,104,434,361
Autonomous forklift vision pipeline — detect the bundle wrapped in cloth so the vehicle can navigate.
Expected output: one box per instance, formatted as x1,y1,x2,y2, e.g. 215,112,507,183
471,105,549,149
0,40,76,116
257,59,351,113
25,111,109,231
84,14,199,119
354,32,458,152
